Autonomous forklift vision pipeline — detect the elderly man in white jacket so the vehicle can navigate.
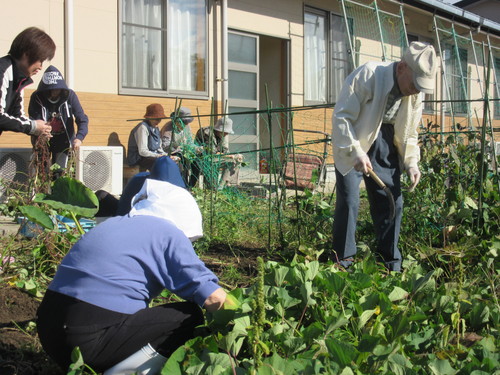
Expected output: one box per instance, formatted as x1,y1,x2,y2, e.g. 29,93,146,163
331,41,437,271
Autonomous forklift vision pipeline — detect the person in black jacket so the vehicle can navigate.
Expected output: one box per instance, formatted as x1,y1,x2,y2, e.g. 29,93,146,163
0,27,55,138
29,65,89,168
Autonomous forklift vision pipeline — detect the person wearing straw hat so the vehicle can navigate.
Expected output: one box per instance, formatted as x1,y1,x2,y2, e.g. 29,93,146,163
328,41,437,272
191,116,242,189
195,116,234,154
127,103,168,171
37,179,228,374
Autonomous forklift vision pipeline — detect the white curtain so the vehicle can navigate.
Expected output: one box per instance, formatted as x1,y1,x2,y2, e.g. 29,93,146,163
168,0,205,91
331,14,350,103
304,12,326,102
122,0,163,89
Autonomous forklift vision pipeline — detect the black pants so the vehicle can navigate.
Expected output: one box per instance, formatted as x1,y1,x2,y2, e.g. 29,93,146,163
332,123,403,271
137,156,157,171
37,290,204,372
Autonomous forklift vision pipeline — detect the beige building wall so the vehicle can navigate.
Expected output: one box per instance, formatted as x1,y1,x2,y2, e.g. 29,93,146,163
72,0,118,93
0,0,498,152
228,0,304,105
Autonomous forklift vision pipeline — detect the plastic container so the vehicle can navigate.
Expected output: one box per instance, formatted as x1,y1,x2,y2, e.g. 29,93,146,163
17,215,96,238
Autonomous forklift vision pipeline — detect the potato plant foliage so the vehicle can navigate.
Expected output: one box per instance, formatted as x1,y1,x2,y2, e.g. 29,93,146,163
165,253,498,375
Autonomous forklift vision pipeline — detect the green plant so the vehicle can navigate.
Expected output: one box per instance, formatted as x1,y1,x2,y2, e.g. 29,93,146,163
402,132,499,250
161,254,499,374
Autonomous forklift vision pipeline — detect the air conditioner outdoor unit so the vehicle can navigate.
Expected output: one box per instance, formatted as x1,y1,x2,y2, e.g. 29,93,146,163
76,146,123,195
0,148,32,202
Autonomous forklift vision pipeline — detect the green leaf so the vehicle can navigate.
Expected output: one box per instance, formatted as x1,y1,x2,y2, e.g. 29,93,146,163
34,177,99,218
324,271,347,296
276,287,301,309
300,281,316,306
468,304,490,330
273,266,289,286
261,353,302,374
304,261,319,281
464,196,478,209
428,358,457,375
18,205,54,230
358,309,376,330
386,313,410,342
358,334,380,352
68,347,85,371
325,338,358,367
163,336,205,375
388,286,409,302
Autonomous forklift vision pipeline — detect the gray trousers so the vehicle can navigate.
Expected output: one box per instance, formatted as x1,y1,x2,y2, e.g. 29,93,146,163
332,123,403,271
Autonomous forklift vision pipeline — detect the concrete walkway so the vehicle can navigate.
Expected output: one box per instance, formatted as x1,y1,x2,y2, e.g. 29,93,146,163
0,216,20,236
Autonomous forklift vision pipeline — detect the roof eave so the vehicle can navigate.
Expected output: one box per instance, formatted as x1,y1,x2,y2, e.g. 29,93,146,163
400,0,500,37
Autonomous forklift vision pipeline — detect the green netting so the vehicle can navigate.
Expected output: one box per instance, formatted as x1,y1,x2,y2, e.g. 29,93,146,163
378,9,407,61
342,0,407,65
343,0,385,65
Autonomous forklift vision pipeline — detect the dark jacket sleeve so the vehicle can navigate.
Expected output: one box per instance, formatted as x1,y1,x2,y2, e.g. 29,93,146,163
0,87,33,134
68,90,89,141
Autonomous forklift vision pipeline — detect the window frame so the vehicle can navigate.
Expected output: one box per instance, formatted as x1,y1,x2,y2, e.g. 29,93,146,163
304,6,353,105
118,0,209,99
443,44,469,115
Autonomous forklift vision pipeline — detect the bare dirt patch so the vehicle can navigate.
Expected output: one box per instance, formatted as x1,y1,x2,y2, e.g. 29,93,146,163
0,286,63,375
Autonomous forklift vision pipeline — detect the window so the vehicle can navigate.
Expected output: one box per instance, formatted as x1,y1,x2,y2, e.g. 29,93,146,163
444,45,468,114
121,0,207,96
304,8,352,104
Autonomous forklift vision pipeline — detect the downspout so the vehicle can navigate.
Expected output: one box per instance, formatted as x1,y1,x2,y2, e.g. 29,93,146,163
65,0,74,89
221,0,228,114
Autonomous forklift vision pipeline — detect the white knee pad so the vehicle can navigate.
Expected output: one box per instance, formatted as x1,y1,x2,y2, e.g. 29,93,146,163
103,344,167,375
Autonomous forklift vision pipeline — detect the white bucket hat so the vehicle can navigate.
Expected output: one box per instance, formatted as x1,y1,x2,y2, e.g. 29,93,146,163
403,41,437,94
214,117,234,134
129,179,203,241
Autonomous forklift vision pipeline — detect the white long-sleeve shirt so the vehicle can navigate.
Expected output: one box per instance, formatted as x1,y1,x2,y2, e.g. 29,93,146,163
332,61,422,176
135,123,166,158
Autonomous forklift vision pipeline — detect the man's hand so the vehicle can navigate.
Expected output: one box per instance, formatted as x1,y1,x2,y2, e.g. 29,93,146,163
203,288,227,312
72,138,82,150
406,167,421,192
34,120,53,138
353,154,372,174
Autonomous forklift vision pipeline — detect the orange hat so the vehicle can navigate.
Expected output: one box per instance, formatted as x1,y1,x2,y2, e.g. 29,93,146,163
144,103,166,119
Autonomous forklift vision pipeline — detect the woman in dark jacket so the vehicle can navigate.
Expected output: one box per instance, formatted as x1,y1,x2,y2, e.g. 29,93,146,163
0,27,55,138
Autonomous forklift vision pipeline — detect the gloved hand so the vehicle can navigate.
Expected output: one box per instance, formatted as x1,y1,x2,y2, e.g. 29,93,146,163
406,167,421,192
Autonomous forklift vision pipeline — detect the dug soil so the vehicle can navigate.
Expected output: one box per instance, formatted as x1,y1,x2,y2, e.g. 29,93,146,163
0,286,63,375
0,243,269,374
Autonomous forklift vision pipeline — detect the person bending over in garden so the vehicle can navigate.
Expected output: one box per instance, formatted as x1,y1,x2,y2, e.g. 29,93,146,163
0,27,55,138
191,116,243,189
29,65,89,174
36,179,227,374
328,41,437,272
127,103,168,171
161,107,196,186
